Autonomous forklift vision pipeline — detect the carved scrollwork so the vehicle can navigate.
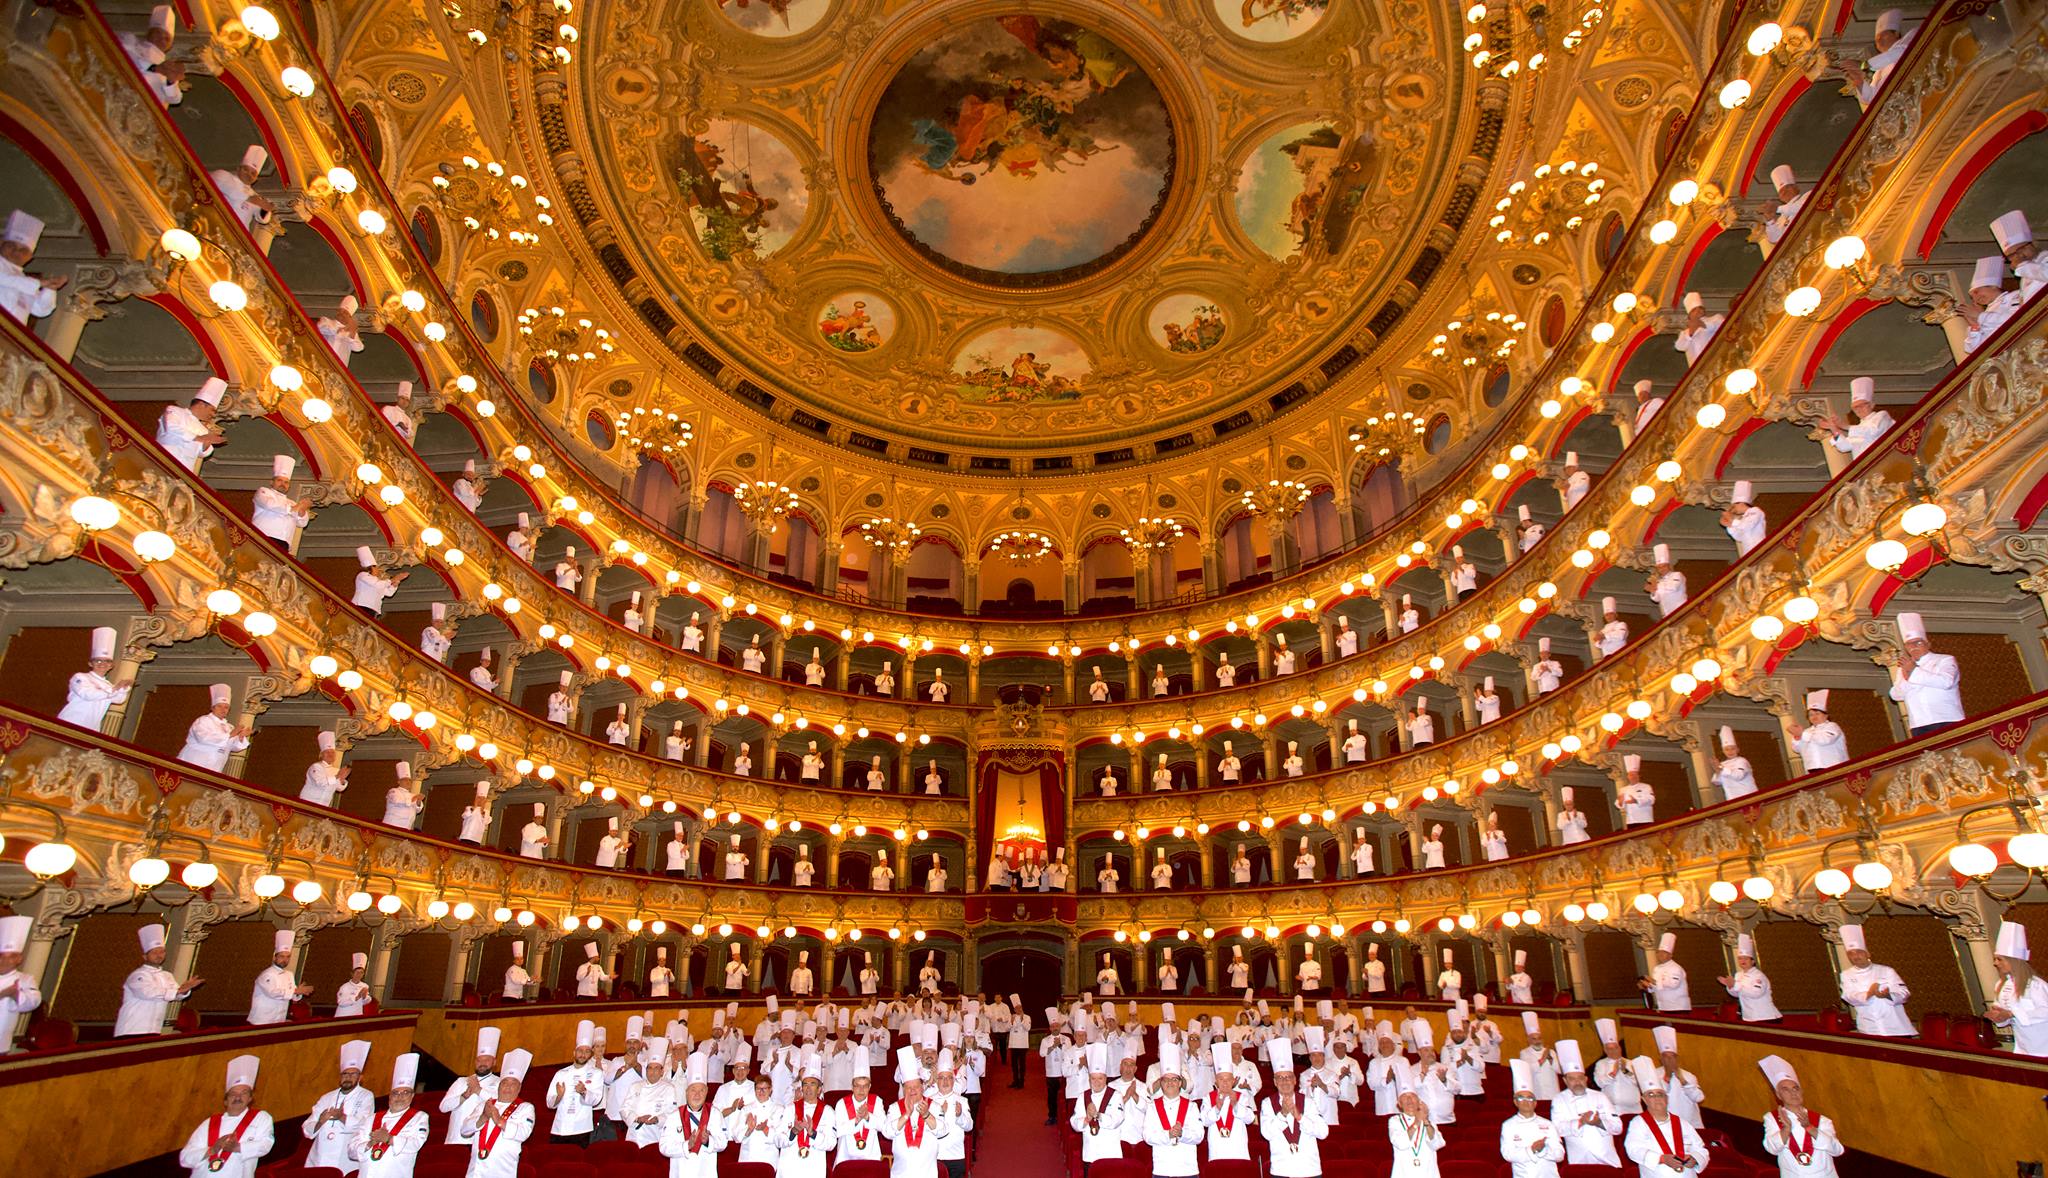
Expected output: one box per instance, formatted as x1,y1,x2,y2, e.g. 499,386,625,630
288,817,362,864
1883,746,2003,814
3,744,144,814
1765,788,1846,844
0,351,100,472
180,788,268,843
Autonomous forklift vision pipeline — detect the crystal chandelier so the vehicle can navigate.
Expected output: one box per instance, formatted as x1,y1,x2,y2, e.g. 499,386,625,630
1240,479,1312,518
1119,514,1187,550
429,155,554,245
1463,0,1605,78
445,0,580,66
614,406,694,455
732,479,799,534
1488,158,1606,246
518,306,615,362
1349,413,1421,459
1430,307,1529,368
987,530,1054,562
860,516,923,551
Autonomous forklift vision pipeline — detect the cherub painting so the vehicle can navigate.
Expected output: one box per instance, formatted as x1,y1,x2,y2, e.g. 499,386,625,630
676,122,808,261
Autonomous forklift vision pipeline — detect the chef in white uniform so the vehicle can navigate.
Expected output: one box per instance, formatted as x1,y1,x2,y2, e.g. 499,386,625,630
209,146,277,231
1562,452,1590,509
305,1039,376,1172
1407,701,1435,747
251,454,313,548
1762,164,1807,247
119,6,186,104
1592,1021,1640,1114
502,944,531,1000
451,459,484,511
1838,923,1914,1036
1215,653,1237,686
1506,950,1535,1003
115,923,200,1036
58,626,130,730
156,377,228,473
178,683,249,772
1888,611,1964,736
1710,726,1757,801
1963,254,2024,353
437,1027,502,1143
1335,615,1360,655
1673,292,1724,366
1351,829,1376,877
1638,932,1690,1011
0,916,40,1052
1757,1055,1844,1177
1518,1013,1560,1101
457,783,491,845
1500,1057,1566,1177
1436,949,1461,1000
1987,919,2048,1057
574,941,609,998
1789,691,1849,772
1555,787,1589,844
382,762,422,830
351,546,406,614
1622,1057,1708,1178
1260,1038,1329,1178
1532,636,1564,695
1516,505,1544,553
458,1048,537,1178
1547,1039,1621,1167
318,296,366,367
248,928,312,1024
1992,209,2048,302
1646,544,1686,617
661,1053,728,1175
1843,8,1915,107
0,210,63,325
1718,934,1781,1022
335,953,371,1016
1272,636,1296,675
1597,596,1629,658
1618,755,1656,827
351,1052,429,1178
1722,481,1767,555
178,1055,275,1178
873,661,895,696
1482,813,1510,862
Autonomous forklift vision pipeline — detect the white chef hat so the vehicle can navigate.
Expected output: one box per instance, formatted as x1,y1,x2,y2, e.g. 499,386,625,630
339,1039,372,1072
224,1053,260,1092
532,803,546,818
1483,675,1495,691
1737,933,1756,959
1538,636,1551,653
1634,378,1655,396
575,1019,595,1048
1083,1042,1109,1074
271,928,293,954
1631,1055,1664,1093
1996,920,2030,960
479,646,493,664
1,210,43,250
354,545,377,569
1682,291,1704,312
1840,924,1868,952
1514,948,1527,968
1805,689,1830,712
241,145,269,174
1732,480,1753,504
387,1051,420,1091
1288,740,1299,752
1518,503,1533,523
1652,1025,1679,1055
1972,255,2008,291
501,1049,533,1083
684,1052,710,1085
1602,595,1618,614
338,294,359,316
195,377,228,407
1992,210,2034,252
1263,1037,1295,1071
394,761,411,780
89,626,118,661
1560,786,1574,804
1430,824,1443,838
0,916,31,958
1770,164,1796,189
1653,542,1672,565
1850,377,1876,405
1877,8,1904,33
1509,1057,1534,1094
138,924,168,953
1757,1054,1797,1094
1302,1025,1327,1053
1719,725,1739,752
1521,1011,1540,1035
1625,754,1642,773
1657,932,1677,953
1441,947,1453,964
1556,1039,1586,1074
351,952,367,970
582,942,599,960
1897,611,1927,642
149,4,176,33
1595,1017,1618,1045
1347,718,1358,731
516,511,531,530
477,1025,502,1056
265,452,298,481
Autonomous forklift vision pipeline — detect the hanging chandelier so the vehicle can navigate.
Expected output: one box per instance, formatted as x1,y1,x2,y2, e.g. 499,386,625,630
1240,479,1312,518
429,155,554,245
860,516,923,551
1430,307,1529,368
1488,158,1607,246
614,407,694,456
1119,515,1187,550
518,306,615,362
987,530,1054,562
1463,0,1605,78
446,0,579,66
732,479,799,533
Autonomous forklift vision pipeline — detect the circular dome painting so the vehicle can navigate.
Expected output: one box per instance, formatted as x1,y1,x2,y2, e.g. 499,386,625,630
1148,293,1227,354
816,291,896,353
1234,121,1371,260
678,120,810,261
1215,0,1330,42
716,0,831,38
866,15,1175,287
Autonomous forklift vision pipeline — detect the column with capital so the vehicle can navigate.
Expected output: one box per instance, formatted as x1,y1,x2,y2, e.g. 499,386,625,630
1557,927,1593,1001
1264,514,1297,578
767,629,787,682
1380,595,1401,646
966,649,982,706
1062,555,1082,613
1199,537,1223,595
1125,654,1142,701
1061,655,1078,705
1131,548,1154,609
819,538,843,593
1454,678,1478,732
101,618,160,740
824,833,845,887
748,938,766,995
962,557,981,614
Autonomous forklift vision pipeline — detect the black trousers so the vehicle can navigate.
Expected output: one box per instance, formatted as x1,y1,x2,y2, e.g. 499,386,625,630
550,1130,593,1147
993,1039,1008,1065
1911,722,1957,738
941,1160,965,1178
1011,1050,1027,1086
1046,1079,1063,1122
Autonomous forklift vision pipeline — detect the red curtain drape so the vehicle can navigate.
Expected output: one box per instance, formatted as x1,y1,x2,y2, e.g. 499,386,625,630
975,753,1064,883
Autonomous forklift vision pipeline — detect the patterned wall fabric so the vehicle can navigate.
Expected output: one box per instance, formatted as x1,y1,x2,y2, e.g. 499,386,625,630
1753,919,1842,1012
1939,631,2036,718
192,917,292,1014
48,911,156,1022
1863,913,1970,1024
391,931,451,1002
1508,933,1563,997
1584,928,1643,1001
1670,925,1729,1007
301,926,374,1007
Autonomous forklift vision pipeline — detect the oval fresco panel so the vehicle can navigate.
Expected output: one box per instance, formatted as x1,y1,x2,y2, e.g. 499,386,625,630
817,291,897,354
678,120,810,261
1234,121,1371,260
950,326,1090,403
716,0,831,38
1147,293,1227,354
1215,0,1330,42
867,14,1175,286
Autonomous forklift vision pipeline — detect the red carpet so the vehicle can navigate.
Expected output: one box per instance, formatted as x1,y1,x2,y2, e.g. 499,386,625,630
978,1050,1068,1176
